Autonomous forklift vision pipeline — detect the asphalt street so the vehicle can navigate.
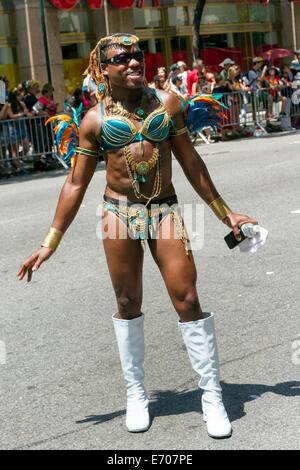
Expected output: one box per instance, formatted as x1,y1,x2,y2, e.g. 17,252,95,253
0,132,299,450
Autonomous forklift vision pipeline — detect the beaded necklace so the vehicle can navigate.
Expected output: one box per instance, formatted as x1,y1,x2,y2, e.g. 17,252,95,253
106,89,149,121
124,145,162,207
106,89,163,205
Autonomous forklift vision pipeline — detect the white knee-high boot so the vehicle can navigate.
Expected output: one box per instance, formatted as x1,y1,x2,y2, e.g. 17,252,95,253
112,313,150,432
179,312,232,438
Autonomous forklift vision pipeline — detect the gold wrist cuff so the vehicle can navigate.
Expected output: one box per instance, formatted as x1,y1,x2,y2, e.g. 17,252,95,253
209,197,232,221
41,227,64,252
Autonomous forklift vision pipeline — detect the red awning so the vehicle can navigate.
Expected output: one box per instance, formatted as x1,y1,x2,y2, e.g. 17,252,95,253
49,0,77,8
109,0,135,7
48,0,160,9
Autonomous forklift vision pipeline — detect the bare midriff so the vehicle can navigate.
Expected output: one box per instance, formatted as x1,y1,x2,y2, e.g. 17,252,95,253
104,138,176,203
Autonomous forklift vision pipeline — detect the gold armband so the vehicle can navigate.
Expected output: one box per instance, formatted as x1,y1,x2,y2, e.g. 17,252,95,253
41,227,64,252
209,197,232,221
75,146,99,158
169,126,188,137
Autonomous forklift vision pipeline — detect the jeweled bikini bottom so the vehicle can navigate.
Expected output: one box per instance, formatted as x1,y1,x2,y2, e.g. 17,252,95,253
103,194,189,255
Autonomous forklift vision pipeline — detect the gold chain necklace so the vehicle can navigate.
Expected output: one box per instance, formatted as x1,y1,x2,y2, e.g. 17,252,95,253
106,90,149,121
106,89,162,205
125,145,160,176
124,145,162,207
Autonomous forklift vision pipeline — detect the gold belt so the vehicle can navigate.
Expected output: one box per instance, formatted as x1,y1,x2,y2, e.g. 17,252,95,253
103,199,189,255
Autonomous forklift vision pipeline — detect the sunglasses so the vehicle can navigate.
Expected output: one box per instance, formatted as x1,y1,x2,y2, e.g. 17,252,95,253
103,50,144,65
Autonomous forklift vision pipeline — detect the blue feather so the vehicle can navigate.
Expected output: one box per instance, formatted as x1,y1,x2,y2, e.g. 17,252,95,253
184,95,228,132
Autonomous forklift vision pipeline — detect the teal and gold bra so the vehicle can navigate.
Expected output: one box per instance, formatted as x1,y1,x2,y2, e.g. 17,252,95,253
99,89,173,150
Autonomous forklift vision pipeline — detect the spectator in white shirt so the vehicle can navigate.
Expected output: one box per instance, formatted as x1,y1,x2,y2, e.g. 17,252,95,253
177,61,188,94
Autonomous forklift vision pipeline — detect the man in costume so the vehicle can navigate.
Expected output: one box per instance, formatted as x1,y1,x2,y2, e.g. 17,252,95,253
18,34,258,439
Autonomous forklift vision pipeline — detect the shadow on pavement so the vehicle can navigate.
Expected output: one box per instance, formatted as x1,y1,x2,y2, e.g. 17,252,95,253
75,380,300,427
0,162,106,186
76,409,125,426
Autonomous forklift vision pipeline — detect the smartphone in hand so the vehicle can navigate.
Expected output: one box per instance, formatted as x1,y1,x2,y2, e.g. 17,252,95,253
224,223,257,250
224,229,246,249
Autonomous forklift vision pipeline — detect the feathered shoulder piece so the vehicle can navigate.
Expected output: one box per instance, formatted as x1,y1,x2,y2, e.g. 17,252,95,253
45,103,82,167
171,91,227,133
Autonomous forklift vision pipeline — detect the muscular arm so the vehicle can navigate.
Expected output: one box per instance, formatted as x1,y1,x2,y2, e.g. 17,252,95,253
51,107,101,233
17,107,102,281
163,92,258,237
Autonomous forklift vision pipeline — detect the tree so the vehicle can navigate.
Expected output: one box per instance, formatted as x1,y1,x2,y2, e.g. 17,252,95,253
192,0,207,60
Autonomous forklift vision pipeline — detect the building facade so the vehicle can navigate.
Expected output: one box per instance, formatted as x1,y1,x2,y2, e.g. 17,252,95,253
0,0,299,108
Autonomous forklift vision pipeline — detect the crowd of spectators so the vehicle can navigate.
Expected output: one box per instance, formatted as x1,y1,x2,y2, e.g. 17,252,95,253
0,77,60,175
150,51,300,141
0,65,101,176
1,50,300,176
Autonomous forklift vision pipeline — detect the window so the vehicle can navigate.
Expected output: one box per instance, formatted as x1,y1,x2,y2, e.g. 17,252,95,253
62,42,92,94
249,4,278,23
0,13,14,36
189,4,248,25
199,33,250,74
253,31,279,57
170,36,188,66
0,47,17,64
171,36,187,52
134,8,162,29
58,10,92,33
0,47,19,87
140,38,162,54
0,12,18,87
200,34,228,49
168,6,188,27
62,42,92,60
139,38,165,82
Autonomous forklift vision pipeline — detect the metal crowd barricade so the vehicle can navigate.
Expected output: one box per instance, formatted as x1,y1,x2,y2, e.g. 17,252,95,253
192,85,300,144
191,90,257,144
255,86,300,132
248,88,268,135
215,89,270,134
218,90,251,129
290,87,300,128
0,115,68,171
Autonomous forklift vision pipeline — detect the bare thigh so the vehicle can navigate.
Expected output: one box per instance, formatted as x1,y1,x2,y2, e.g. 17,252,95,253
148,213,204,322
102,208,144,319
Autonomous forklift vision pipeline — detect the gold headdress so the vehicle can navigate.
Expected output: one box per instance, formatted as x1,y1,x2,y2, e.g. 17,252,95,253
89,34,140,102
97,34,139,48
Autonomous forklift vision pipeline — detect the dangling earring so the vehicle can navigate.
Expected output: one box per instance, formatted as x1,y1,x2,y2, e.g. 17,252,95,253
98,80,106,96
96,70,109,101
